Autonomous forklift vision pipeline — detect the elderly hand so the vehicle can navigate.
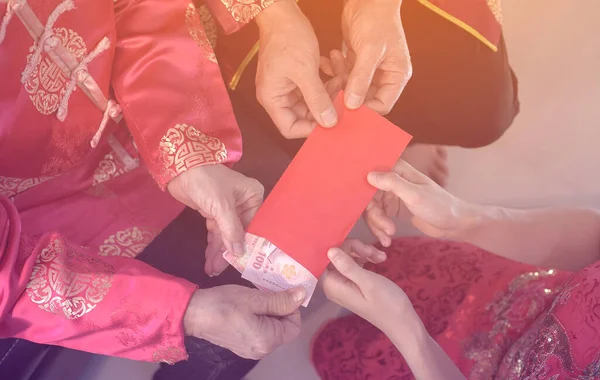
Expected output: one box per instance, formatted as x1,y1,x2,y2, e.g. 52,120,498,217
341,0,412,114
364,160,476,245
168,164,264,276
184,285,305,359
255,0,337,138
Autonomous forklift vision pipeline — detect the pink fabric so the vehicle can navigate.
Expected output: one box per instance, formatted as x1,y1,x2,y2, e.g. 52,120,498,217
311,237,600,379
0,0,242,363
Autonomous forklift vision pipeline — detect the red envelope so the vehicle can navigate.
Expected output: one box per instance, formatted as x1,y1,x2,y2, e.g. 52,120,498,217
247,93,412,277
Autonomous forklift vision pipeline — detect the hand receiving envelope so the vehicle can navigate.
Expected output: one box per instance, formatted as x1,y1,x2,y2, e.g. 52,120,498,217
224,93,412,306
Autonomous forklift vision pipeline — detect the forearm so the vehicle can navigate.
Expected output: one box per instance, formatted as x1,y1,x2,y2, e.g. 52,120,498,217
255,0,304,35
456,204,600,271
388,314,465,380
0,196,196,363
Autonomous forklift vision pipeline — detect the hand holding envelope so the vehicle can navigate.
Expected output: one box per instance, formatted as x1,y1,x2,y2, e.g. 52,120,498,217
224,93,412,305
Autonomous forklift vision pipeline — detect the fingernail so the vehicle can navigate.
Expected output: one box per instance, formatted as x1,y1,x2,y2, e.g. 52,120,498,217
320,107,337,127
367,172,378,184
376,251,387,261
233,242,245,256
327,249,339,261
292,287,306,303
345,93,361,109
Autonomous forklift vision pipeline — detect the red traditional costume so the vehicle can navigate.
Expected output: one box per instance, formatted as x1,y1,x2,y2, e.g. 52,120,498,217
0,0,273,364
0,0,507,366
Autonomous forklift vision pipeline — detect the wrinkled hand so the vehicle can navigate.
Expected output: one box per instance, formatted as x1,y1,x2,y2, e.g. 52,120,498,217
341,0,411,113
168,164,264,276
365,160,474,245
255,0,338,138
321,248,411,334
184,286,305,359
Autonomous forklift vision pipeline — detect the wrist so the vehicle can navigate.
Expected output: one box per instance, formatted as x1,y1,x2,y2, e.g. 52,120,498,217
346,0,402,11
386,308,427,353
452,202,506,241
183,289,209,337
255,0,301,35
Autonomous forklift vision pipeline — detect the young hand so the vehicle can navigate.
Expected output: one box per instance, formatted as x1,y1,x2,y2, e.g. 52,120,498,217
321,248,413,334
364,160,476,245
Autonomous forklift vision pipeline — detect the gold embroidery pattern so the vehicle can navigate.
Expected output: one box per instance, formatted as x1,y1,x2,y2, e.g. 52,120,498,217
0,176,53,199
220,0,274,24
159,124,227,181
198,4,218,50
92,152,137,187
27,237,115,319
98,227,157,259
486,0,502,24
152,346,187,365
464,270,558,379
24,28,87,115
186,3,217,63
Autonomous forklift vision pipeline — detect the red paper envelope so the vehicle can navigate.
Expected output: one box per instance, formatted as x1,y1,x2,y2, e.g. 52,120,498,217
247,93,412,277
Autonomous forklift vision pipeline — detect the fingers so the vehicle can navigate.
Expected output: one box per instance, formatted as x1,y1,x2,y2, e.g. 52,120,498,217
258,87,316,139
392,159,431,184
327,248,369,285
367,171,418,202
255,309,301,355
345,46,383,109
341,238,386,264
320,56,334,77
330,49,350,82
295,71,338,127
320,266,361,309
364,68,409,115
253,287,305,316
205,231,228,276
363,205,394,248
215,201,246,256
279,310,302,344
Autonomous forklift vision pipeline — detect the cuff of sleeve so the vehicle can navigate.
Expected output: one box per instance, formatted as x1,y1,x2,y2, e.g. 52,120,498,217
152,123,240,190
151,277,198,364
204,0,280,35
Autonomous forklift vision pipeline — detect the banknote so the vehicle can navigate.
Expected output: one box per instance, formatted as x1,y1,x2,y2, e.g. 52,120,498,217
222,233,261,273
222,234,270,292
223,233,317,307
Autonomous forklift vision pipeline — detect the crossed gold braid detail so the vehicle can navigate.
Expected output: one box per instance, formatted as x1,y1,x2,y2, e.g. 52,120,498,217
23,27,87,116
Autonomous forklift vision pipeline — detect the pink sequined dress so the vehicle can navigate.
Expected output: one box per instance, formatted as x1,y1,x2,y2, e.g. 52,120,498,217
311,237,600,379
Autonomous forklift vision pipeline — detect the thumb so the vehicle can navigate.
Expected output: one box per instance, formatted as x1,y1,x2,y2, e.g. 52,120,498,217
295,73,338,127
327,248,368,285
215,202,246,256
254,287,306,316
345,48,382,109
367,172,416,199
